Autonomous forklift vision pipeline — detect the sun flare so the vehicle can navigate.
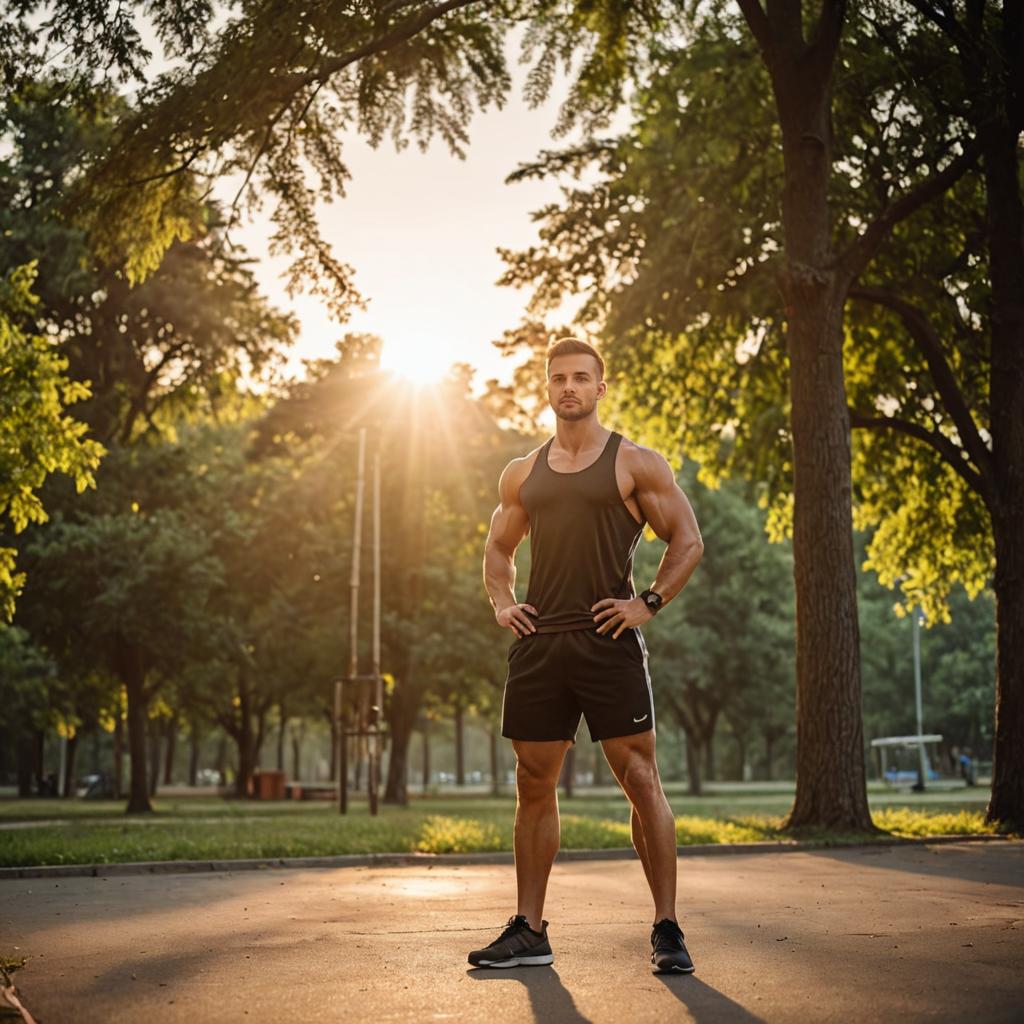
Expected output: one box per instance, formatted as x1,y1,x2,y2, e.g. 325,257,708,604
380,340,450,386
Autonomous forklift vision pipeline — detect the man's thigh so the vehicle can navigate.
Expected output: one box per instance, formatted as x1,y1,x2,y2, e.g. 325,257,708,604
512,739,572,787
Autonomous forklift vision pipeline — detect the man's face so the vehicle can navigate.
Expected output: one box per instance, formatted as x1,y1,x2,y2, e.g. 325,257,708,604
547,354,605,421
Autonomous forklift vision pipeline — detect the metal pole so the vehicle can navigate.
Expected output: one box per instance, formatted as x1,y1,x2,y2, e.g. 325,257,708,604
340,427,367,813
369,446,382,815
342,675,350,811
912,605,929,790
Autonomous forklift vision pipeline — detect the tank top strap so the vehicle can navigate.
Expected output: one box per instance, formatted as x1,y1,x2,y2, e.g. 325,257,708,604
602,431,623,464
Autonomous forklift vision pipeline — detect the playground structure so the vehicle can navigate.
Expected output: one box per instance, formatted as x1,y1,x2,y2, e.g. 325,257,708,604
335,427,387,815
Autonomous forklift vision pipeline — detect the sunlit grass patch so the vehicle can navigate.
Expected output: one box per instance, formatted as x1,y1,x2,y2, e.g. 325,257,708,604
872,807,997,837
415,816,504,854
675,814,787,845
559,814,632,848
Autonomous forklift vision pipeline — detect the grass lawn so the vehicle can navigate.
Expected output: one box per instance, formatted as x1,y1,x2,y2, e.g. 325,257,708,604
0,783,1007,868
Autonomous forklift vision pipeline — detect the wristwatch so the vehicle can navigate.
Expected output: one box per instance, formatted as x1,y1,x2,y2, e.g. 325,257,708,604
639,589,663,614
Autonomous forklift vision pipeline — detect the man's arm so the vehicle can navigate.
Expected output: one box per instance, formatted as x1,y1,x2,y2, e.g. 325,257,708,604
593,447,704,638
483,458,538,638
634,449,704,606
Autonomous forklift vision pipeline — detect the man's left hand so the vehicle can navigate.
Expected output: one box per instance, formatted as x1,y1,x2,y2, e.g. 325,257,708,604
591,596,653,639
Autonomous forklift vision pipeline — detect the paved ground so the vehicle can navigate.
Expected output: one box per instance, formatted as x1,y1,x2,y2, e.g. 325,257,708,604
2,840,1022,1023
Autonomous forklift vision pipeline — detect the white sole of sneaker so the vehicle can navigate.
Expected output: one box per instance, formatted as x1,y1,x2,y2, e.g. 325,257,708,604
652,964,695,974
474,954,555,968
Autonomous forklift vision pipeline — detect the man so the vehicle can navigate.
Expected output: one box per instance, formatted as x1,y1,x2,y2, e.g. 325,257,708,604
471,337,704,974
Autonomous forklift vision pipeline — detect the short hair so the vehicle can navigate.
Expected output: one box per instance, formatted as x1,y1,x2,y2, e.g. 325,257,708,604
545,337,605,381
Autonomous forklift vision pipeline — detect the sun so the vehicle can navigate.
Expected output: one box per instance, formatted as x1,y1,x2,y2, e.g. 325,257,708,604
380,341,450,386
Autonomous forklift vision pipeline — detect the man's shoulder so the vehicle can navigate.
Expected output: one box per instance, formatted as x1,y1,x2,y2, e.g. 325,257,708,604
499,442,547,495
617,434,668,473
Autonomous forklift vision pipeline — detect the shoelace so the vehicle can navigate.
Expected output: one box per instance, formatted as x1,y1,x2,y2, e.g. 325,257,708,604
652,919,685,952
494,914,532,945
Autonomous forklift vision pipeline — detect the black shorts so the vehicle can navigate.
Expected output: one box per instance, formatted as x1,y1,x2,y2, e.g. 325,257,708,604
500,626,655,744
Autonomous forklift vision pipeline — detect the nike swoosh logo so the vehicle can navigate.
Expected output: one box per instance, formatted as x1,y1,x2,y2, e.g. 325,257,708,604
633,714,648,723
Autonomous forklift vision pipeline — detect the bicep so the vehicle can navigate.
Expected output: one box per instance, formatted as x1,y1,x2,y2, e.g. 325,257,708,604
486,462,530,555
635,453,702,545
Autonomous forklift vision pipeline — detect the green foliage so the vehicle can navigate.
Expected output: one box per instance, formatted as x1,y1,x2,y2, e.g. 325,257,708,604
0,264,104,619
0,625,56,735
498,5,996,622
0,81,298,446
635,464,796,779
65,1,514,307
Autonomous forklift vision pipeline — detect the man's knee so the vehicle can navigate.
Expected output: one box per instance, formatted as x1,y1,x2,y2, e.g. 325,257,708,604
619,755,661,806
514,745,565,802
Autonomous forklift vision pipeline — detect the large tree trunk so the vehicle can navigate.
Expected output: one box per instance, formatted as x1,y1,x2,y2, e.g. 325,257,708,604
148,718,161,797
384,700,417,804
560,744,575,798
214,732,227,787
276,702,287,773
703,734,715,783
62,732,78,798
454,701,465,786
233,671,256,799
489,724,501,796
163,715,177,785
121,649,152,814
593,740,605,786
112,709,124,799
985,119,1024,831
188,716,201,787
684,734,702,797
291,720,304,782
759,14,873,832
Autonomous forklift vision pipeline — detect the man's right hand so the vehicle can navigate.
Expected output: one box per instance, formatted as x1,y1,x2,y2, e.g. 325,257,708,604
496,603,539,638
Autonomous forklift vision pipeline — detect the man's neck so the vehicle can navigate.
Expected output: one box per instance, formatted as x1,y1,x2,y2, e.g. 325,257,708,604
553,416,609,455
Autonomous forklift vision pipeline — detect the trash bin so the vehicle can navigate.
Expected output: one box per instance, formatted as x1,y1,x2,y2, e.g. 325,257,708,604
255,770,287,800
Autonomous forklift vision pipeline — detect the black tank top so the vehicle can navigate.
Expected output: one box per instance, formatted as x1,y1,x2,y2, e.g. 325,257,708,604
520,430,645,633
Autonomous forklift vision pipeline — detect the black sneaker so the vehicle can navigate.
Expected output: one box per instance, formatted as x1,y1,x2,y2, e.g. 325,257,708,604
468,914,554,968
651,918,695,974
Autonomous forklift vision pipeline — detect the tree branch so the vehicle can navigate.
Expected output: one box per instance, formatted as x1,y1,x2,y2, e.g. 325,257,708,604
836,137,982,286
848,407,986,498
809,0,847,72
848,285,993,489
735,0,774,55
300,0,483,88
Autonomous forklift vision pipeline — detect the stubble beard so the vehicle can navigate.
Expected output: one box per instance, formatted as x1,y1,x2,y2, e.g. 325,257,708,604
554,399,594,422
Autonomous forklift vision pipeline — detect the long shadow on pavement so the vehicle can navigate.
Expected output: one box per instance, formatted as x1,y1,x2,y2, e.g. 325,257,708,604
654,975,766,1023
803,840,1024,889
467,967,592,1023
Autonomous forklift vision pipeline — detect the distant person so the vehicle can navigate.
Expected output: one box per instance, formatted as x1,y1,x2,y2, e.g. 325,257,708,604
960,749,976,787
473,338,704,974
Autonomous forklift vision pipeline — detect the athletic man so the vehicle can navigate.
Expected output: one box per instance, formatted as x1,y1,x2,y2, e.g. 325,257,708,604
470,337,705,974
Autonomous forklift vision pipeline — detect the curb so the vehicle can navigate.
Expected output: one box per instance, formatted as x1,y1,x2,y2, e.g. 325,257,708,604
0,833,1015,881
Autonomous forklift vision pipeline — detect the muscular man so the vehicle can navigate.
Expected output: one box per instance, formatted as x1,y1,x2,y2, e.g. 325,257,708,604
469,337,704,974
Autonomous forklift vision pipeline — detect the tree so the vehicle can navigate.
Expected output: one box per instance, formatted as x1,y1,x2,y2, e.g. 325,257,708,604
17,442,225,812
842,1,1023,830
0,625,57,795
0,264,103,619
499,4,990,829
0,80,297,446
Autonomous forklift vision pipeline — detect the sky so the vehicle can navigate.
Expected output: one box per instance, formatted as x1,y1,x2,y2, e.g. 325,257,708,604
230,52,582,392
